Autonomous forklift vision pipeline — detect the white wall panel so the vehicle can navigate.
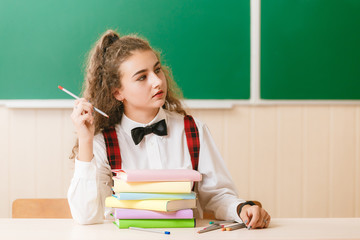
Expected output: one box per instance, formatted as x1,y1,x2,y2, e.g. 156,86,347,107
276,106,303,217
329,107,356,217
302,106,330,217
0,107,10,216
1,105,359,218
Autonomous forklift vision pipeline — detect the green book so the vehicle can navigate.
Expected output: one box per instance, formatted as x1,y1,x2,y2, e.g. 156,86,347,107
113,218,196,229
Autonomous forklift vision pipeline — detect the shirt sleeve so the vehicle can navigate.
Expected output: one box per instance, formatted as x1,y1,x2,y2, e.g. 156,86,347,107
195,120,245,223
67,134,113,224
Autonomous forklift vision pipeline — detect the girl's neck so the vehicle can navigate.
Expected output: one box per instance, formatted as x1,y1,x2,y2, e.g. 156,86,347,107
124,108,160,124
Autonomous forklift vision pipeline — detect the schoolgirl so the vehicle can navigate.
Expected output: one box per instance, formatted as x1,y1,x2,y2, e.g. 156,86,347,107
67,30,270,228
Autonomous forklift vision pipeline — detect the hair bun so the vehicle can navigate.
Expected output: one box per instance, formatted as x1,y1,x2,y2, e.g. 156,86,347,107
107,34,119,46
103,31,120,55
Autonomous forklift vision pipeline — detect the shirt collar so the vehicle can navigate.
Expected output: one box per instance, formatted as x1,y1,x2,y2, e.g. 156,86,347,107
120,108,167,138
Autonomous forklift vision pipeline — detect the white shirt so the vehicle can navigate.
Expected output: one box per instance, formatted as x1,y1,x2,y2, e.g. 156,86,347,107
67,108,245,224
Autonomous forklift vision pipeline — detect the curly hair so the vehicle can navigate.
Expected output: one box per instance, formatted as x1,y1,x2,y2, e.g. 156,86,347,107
70,29,186,159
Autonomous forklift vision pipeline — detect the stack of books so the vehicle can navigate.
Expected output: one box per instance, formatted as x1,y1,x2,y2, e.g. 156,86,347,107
105,169,202,229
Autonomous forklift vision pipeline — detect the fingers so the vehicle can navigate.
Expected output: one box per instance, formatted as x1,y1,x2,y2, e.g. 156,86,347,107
241,215,250,227
261,208,271,228
256,208,267,229
247,205,260,229
73,99,94,115
79,111,94,125
243,205,271,229
239,204,253,226
264,214,271,228
72,99,93,118
71,98,95,129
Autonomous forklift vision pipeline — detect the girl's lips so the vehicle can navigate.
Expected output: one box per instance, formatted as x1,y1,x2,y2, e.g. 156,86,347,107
153,90,164,98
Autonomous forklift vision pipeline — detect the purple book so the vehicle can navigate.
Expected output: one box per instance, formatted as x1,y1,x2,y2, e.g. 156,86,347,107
114,208,194,219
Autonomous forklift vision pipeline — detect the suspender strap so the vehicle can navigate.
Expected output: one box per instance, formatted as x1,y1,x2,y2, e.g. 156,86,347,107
103,115,200,171
102,127,122,170
184,115,200,171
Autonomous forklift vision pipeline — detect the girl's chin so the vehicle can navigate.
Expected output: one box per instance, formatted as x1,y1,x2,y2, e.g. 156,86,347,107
153,99,166,107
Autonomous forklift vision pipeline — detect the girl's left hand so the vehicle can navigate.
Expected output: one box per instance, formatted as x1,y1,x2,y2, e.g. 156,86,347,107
240,205,271,229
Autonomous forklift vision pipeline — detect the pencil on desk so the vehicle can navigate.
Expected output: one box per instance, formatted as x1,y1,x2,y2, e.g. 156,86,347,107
222,223,246,231
202,224,224,230
209,220,236,225
197,224,224,233
129,227,170,235
58,85,109,118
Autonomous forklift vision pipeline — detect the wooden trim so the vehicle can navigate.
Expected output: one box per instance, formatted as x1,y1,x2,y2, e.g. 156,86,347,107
12,198,72,218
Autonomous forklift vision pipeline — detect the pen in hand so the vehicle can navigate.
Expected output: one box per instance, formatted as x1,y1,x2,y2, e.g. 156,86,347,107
58,85,109,118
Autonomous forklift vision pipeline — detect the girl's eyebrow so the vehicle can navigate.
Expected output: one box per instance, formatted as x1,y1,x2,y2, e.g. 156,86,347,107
132,61,160,78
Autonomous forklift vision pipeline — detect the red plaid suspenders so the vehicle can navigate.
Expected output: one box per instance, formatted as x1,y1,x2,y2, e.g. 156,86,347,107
102,115,200,171
183,115,200,171
102,126,122,170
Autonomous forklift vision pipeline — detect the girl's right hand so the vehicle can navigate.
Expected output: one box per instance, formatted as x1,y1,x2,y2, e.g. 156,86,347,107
71,98,95,141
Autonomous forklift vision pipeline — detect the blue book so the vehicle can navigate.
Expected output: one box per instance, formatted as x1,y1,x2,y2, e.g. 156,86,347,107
112,191,196,200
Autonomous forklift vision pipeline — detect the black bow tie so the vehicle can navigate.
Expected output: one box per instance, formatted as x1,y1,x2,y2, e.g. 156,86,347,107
131,119,167,145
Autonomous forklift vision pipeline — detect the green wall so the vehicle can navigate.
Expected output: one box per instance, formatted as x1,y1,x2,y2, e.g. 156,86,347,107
0,0,250,99
2,0,358,100
261,0,360,99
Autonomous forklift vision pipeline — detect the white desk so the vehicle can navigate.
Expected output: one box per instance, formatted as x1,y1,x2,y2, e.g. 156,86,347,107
0,218,360,240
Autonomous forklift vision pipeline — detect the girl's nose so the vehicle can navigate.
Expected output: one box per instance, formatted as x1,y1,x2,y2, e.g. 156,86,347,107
150,72,162,87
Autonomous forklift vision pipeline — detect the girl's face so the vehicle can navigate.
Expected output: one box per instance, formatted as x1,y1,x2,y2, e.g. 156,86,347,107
114,50,167,120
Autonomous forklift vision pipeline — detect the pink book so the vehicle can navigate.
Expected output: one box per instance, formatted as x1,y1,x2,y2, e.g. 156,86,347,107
114,208,194,219
112,169,202,182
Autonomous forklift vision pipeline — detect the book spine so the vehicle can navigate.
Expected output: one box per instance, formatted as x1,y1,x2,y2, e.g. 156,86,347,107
106,197,196,212
113,180,192,193
106,197,168,211
125,173,202,182
116,169,202,182
113,192,196,200
114,218,195,229
114,208,194,219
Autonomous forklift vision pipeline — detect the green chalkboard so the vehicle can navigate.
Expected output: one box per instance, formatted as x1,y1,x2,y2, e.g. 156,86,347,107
261,0,360,99
0,0,250,100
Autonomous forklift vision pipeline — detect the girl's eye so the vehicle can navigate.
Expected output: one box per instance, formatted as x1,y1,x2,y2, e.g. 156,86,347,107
155,67,161,74
137,75,146,81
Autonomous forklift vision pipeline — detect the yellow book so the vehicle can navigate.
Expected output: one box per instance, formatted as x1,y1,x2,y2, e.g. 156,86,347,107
105,196,196,212
112,178,192,193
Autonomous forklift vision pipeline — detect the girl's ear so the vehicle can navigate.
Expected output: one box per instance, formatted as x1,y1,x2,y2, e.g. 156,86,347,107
113,88,124,102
